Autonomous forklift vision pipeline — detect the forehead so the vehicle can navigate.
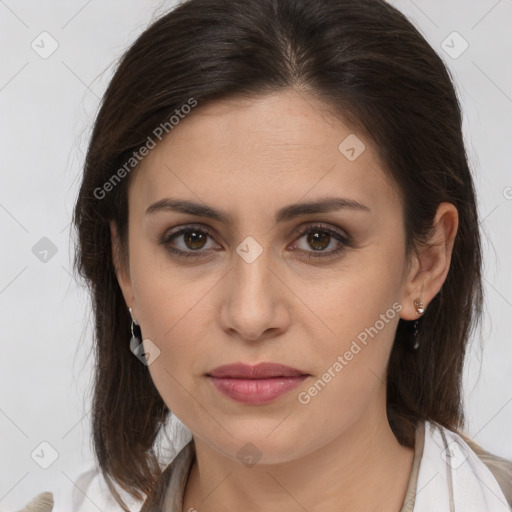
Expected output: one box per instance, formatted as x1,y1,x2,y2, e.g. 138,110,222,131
129,89,401,221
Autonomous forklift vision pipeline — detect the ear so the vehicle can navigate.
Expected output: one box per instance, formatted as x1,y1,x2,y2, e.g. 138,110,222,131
399,202,459,320
110,220,136,312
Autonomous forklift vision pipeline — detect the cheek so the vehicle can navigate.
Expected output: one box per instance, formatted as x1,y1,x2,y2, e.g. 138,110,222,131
129,262,216,415
296,249,403,397
134,276,210,373
129,234,211,343
137,296,209,424
300,248,404,342
294,294,401,443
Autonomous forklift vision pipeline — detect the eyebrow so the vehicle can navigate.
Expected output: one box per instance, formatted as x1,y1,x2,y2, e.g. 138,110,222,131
145,196,371,223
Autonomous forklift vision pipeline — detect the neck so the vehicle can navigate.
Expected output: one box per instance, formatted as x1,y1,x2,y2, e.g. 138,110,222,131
182,401,415,512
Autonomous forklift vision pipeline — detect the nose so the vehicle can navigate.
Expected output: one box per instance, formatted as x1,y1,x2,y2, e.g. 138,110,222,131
218,244,291,342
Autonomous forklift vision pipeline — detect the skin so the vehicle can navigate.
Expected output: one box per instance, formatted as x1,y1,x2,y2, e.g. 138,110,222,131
111,87,458,512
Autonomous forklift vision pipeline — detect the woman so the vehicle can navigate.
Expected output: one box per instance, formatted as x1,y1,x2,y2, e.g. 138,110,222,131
19,0,512,510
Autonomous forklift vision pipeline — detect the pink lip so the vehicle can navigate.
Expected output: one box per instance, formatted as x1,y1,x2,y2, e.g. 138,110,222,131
208,376,308,404
206,362,310,404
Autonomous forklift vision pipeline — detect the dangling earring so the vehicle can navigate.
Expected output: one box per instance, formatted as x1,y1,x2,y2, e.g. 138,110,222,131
412,299,425,350
128,307,142,354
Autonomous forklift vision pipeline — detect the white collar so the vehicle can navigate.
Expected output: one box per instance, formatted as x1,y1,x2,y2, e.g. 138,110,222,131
413,420,510,511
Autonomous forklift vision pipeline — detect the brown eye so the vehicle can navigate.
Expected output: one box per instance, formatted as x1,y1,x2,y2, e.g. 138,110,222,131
290,224,352,259
161,226,218,258
306,230,331,251
182,230,208,250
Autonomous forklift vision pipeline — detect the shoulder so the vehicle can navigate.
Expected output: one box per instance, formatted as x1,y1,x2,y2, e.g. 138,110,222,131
15,492,54,512
52,463,143,512
428,421,512,509
459,432,512,508
17,463,142,512
19,441,195,512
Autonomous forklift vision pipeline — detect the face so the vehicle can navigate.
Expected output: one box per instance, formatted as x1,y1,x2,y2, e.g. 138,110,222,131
112,88,427,464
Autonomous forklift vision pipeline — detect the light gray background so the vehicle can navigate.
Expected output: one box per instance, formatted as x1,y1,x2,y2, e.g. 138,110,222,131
1,0,511,510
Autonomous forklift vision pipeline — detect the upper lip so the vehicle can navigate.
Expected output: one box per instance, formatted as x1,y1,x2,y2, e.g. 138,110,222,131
207,362,309,379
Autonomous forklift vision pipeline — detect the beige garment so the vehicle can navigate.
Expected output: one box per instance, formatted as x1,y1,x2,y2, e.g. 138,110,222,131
14,492,54,512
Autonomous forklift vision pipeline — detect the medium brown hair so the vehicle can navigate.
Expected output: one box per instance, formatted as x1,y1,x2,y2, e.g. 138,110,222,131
72,0,485,508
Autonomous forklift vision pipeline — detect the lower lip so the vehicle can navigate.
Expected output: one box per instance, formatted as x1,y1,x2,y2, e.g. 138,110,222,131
207,375,308,404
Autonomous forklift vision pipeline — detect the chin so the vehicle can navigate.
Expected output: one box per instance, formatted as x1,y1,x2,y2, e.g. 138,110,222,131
198,422,318,466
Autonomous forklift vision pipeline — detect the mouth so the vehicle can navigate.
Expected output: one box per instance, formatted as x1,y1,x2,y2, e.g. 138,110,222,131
206,362,310,379
206,362,310,404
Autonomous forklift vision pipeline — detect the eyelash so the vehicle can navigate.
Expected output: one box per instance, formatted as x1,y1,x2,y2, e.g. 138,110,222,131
161,223,353,260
